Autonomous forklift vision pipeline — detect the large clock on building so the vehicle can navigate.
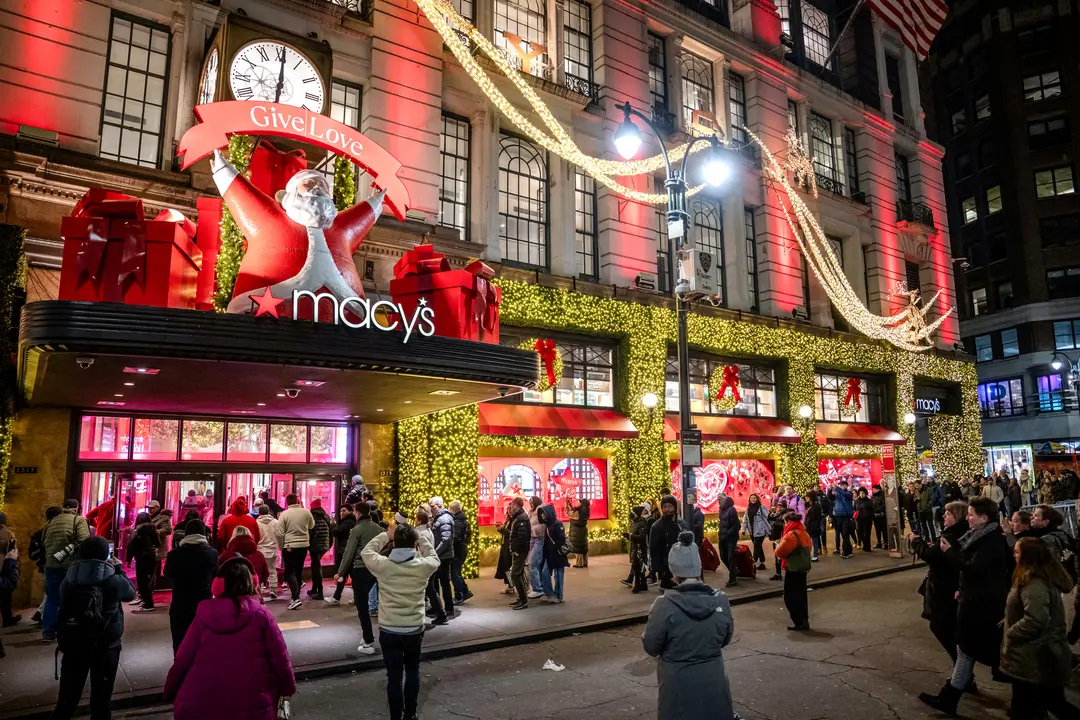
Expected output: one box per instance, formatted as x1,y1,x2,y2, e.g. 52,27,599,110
194,14,332,110
229,41,324,112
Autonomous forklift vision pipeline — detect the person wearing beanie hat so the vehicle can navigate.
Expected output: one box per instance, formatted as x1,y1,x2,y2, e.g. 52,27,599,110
49,534,136,720
642,530,735,720
164,517,219,654
649,495,689,590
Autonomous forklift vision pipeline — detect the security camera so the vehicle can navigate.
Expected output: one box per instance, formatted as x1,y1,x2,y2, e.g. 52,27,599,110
285,388,300,398
76,357,94,370
498,386,509,398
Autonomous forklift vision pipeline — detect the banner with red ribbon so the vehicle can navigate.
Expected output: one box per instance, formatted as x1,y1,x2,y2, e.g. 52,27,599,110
177,101,411,221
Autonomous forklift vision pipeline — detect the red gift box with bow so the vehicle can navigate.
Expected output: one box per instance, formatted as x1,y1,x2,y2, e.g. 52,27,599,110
248,140,308,199
389,244,501,343
59,188,203,309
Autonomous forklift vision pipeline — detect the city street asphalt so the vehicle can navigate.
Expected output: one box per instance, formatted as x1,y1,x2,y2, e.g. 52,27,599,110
109,571,1080,720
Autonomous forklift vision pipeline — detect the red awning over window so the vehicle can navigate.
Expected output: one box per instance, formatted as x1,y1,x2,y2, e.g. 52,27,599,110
478,403,639,439
815,423,907,445
663,414,801,444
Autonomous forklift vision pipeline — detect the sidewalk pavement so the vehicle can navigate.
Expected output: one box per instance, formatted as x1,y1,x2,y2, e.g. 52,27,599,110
0,543,916,719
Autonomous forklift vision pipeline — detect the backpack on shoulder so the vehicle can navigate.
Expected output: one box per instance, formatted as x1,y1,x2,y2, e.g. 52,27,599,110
56,584,109,654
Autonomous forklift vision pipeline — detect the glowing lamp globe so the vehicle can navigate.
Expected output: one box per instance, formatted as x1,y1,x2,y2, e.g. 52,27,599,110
798,405,813,419
642,392,659,409
614,119,643,160
903,412,917,424
701,147,731,187
1052,357,1063,370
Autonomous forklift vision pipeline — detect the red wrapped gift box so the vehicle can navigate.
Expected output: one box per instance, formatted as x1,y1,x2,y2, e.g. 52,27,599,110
389,244,501,343
59,189,203,309
248,139,307,199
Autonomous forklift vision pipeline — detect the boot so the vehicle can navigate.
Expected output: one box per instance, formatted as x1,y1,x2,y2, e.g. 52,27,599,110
918,682,962,716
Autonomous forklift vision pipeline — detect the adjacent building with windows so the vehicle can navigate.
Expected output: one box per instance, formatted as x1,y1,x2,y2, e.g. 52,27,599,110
0,0,974,598
925,0,1080,477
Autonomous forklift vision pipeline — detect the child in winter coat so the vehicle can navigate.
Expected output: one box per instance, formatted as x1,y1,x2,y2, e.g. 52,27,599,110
164,558,295,720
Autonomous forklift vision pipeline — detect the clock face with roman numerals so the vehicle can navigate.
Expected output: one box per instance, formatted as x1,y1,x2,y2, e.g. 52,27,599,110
228,40,324,112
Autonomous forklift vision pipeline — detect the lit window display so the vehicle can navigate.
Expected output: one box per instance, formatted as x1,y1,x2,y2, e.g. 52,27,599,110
131,418,179,460
479,457,609,526
181,420,224,460
227,422,268,461
79,415,132,460
669,459,776,512
984,444,1032,478
270,424,308,462
310,425,348,463
818,458,881,492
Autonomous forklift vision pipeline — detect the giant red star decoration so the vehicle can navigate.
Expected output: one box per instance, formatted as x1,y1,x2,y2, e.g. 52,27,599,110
252,287,284,318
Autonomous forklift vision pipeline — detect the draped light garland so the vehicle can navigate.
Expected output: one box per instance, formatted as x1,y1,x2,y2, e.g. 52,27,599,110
746,129,954,351
416,0,709,203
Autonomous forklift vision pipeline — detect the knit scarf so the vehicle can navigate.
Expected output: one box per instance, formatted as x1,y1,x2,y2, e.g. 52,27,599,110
958,520,999,551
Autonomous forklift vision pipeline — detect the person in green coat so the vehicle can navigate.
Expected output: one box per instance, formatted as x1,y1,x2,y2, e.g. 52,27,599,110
1000,537,1079,720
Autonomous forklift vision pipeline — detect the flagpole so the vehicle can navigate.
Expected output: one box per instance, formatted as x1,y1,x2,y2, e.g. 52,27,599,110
818,0,868,76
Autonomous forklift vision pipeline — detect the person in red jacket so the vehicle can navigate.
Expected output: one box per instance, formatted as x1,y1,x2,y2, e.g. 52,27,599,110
217,498,261,549
774,511,814,632
217,527,270,593
163,557,295,720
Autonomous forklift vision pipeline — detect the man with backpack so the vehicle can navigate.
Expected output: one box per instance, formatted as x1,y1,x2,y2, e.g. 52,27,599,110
42,500,90,642
50,535,135,720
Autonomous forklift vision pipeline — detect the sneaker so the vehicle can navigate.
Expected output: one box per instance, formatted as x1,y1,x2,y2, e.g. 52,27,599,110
269,592,278,601
811,555,819,562
769,574,782,581
832,550,840,556
430,616,450,626
756,563,767,571
511,601,529,610
357,642,376,655
306,588,316,597
541,595,557,603
841,554,853,559
288,600,302,611
462,590,473,602
725,580,737,588
132,606,156,614
324,598,340,606
31,611,41,624
129,598,143,607
527,591,543,599
620,579,632,587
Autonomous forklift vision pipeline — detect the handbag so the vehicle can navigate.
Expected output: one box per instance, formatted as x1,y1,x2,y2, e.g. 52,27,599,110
785,543,812,573
277,697,292,720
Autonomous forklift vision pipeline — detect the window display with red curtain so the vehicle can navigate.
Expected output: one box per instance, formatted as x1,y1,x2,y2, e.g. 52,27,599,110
817,458,882,492
669,459,777,512
478,457,609,527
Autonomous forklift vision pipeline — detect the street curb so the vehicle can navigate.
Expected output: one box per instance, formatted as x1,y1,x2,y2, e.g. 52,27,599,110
0,560,922,720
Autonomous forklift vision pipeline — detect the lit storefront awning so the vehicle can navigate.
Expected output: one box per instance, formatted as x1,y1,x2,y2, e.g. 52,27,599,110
663,415,801,444
478,403,639,439
815,423,907,445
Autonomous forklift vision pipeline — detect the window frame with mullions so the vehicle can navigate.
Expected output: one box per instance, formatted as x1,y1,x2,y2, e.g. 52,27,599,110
1035,165,1075,199
438,111,471,241
745,207,760,312
800,1,833,69
498,132,549,270
726,71,749,147
648,33,668,115
1054,318,1080,350
1036,373,1067,413
494,0,548,78
813,372,887,424
500,332,616,408
689,197,726,305
97,12,172,169
679,51,714,132
1023,70,1062,102
563,0,593,90
977,377,1025,419
323,79,363,196
809,112,841,186
574,167,598,279
665,354,779,418
655,176,672,294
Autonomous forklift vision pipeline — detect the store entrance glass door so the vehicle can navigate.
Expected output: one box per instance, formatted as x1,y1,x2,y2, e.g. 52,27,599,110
160,472,221,545
295,474,342,518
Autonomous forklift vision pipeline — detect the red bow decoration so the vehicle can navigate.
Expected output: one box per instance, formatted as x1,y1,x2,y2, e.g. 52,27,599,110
716,364,742,404
843,377,863,411
70,190,146,286
534,338,558,387
465,258,499,332
393,243,451,278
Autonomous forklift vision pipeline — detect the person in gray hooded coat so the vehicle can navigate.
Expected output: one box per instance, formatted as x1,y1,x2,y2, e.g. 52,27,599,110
642,530,735,720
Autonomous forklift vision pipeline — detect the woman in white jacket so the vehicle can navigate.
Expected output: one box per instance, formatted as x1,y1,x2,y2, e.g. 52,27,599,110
740,493,770,571
255,505,282,598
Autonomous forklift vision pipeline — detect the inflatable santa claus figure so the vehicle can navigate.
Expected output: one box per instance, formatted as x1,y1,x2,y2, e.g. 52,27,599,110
210,149,384,315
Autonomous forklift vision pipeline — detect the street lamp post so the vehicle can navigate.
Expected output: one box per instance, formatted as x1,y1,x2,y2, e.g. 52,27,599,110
614,101,731,523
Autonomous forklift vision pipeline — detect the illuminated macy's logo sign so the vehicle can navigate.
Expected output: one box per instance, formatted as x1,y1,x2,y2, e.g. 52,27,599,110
291,290,435,343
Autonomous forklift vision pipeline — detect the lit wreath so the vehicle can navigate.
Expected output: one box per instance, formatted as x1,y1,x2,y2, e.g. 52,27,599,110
835,379,862,417
709,364,741,412
520,338,563,394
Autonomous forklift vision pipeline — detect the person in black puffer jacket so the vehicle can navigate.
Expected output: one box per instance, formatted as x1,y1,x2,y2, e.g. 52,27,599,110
126,512,161,612
871,484,887,550
164,520,219,655
649,496,689,590
919,496,1013,715
717,496,739,588
307,498,334,601
854,488,875,553
507,498,533,609
449,500,473,603
568,498,590,568
909,501,969,684
50,535,136,720
804,494,822,561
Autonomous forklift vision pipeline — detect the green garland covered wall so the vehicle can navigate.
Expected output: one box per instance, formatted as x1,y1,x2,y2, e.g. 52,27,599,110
213,134,256,311
396,280,982,564
332,156,357,211
0,225,28,509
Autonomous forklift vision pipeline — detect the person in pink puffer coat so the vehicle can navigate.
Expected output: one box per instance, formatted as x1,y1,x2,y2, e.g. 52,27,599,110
163,557,295,720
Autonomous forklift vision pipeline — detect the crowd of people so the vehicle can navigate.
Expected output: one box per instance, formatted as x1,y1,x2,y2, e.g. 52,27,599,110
13,464,1080,720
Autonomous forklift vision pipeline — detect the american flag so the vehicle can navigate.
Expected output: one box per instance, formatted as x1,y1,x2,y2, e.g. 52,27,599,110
868,0,950,60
